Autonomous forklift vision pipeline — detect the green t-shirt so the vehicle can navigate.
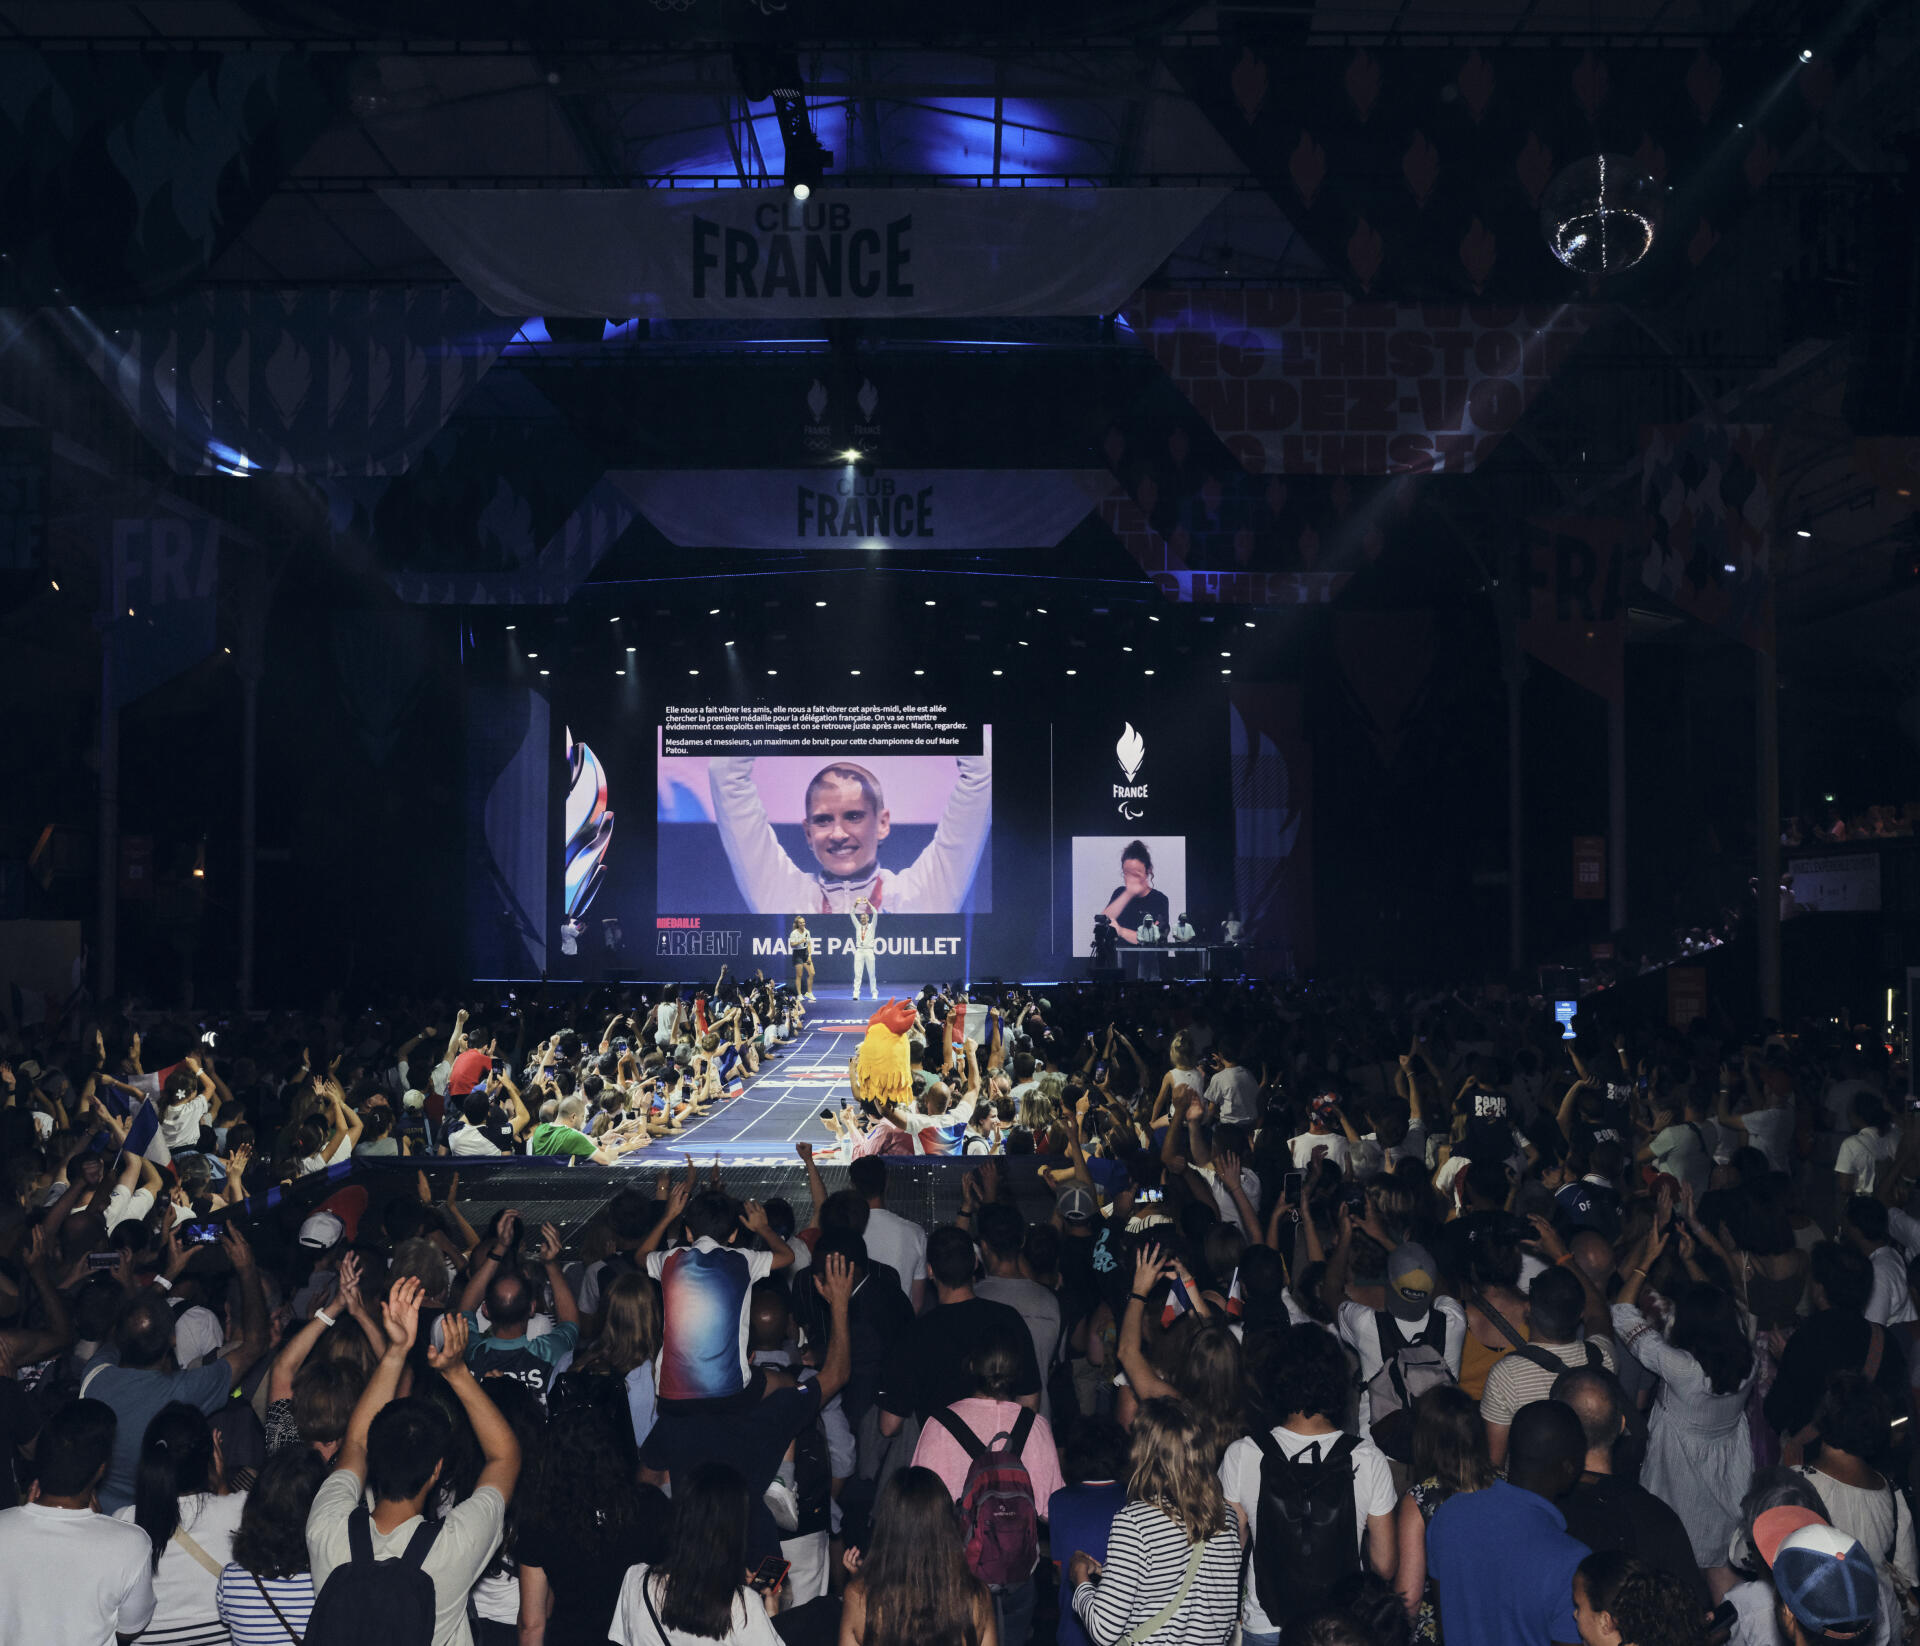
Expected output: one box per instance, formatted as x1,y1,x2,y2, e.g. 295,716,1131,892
529,1122,597,1159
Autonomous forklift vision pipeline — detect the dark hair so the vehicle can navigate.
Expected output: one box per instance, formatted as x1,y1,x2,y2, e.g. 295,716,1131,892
461,1092,491,1126
1063,1417,1130,1485
35,1398,116,1498
292,1357,365,1445
1525,1266,1586,1343
1576,1550,1708,1646
1814,1371,1894,1463
858,1467,985,1646
1266,1323,1351,1423
519,1399,662,1565
364,1396,452,1503
1325,1572,1413,1646
1855,1092,1893,1135
1846,1195,1890,1243
1729,1184,1794,1258
977,1202,1024,1262
1120,840,1153,874
968,1338,1021,1400
683,1189,737,1244
231,1450,327,1579
1409,1384,1495,1494
607,1189,655,1243
133,1404,217,1572
819,1188,871,1236
1667,1284,1753,1396
847,1155,889,1201
1811,1241,1874,1316
928,1225,976,1290
656,1462,753,1639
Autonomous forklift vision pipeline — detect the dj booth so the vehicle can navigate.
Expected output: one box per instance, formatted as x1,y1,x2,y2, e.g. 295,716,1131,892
1116,943,1243,979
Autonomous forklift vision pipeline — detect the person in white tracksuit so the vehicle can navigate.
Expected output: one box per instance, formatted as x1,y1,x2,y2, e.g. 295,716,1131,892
851,903,879,999
706,731,992,914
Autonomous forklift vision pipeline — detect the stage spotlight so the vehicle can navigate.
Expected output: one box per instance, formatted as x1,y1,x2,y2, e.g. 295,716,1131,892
1066,668,1077,676
840,448,862,462
915,668,925,675
709,608,720,615
1145,669,1155,675
1244,620,1255,628
767,668,777,675
626,646,637,653
610,615,620,624
615,671,622,677
689,669,699,675
505,623,515,631
50,578,58,590
1148,615,1160,622
793,181,811,201
1123,646,1133,652
992,669,1003,676
925,600,936,606
527,652,539,658
1796,527,1812,538
851,669,861,675
1220,650,1230,656
539,669,550,676
1221,668,1231,674
726,639,735,646
1799,47,1813,61
816,600,827,607
1018,640,1028,646
1036,607,1047,614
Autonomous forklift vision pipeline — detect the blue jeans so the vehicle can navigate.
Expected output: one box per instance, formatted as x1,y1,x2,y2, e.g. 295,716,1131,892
992,1578,1035,1646
1241,1633,1281,1646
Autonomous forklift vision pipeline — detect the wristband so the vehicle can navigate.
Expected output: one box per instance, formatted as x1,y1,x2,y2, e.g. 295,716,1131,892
1130,1292,1152,1302
315,1307,337,1328
153,1275,173,1292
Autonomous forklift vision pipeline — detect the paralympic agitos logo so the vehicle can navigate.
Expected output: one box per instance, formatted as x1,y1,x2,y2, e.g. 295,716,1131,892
1114,723,1147,820
692,201,914,301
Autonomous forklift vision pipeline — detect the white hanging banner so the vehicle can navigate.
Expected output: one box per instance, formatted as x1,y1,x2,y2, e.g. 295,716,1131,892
612,469,1110,550
380,188,1229,319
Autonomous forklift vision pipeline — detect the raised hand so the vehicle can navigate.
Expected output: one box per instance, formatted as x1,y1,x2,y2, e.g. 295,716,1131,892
219,1223,255,1273
428,1310,470,1373
537,1222,563,1264
337,1252,364,1311
813,1251,856,1308
1132,1242,1170,1296
383,1275,424,1352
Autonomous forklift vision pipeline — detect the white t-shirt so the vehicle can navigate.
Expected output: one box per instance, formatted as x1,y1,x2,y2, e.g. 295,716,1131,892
448,1123,504,1157
1867,1244,1918,1328
1741,1106,1796,1172
1838,1128,1898,1196
0,1502,155,1646
113,1490,247,1638
860,1206,927,1301
1650,1123,1710,1197
161,1093,211,1150
1219,1426,1397,1635
610,1567,782,1646
1289,1131,1350,1171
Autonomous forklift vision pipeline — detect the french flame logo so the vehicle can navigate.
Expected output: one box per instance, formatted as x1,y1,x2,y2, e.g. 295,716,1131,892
1116,723,1145,782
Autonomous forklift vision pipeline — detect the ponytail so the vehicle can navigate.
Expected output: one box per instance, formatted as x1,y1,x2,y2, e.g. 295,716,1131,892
132,1404,217,1572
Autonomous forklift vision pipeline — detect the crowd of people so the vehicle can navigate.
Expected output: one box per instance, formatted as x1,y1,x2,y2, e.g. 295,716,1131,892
0,975,1915,1646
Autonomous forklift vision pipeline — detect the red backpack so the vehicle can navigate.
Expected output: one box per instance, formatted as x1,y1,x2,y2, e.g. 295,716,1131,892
933,1406,1039,1590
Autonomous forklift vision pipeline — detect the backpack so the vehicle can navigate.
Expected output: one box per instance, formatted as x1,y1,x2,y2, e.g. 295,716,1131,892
304,1507,440,1646
934,1405,1039,1590
1363,1311,1454,1463
1250,1430,1362,1627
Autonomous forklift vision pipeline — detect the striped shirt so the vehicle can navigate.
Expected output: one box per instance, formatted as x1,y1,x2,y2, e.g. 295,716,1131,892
216,1565,316,1646
1071,1500,1244,1646
1478,1334,1618,1428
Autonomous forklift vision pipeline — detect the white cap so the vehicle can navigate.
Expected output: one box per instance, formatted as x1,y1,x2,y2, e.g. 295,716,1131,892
298,1210,345,1250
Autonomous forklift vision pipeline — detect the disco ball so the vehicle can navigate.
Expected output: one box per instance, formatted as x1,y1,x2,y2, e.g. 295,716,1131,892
1540,154,1666,276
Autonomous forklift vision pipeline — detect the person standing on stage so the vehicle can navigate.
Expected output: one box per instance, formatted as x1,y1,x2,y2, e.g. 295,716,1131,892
1169,912,1195,943
789,916,816,1000
851,900,880,1000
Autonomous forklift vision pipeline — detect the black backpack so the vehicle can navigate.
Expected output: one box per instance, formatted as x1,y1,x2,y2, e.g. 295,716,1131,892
305,1506,441,1646
1250,1431,1361,1626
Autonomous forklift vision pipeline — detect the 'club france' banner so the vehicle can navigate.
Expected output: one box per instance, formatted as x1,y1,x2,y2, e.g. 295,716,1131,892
381,188,1228,320
613,469,1109,551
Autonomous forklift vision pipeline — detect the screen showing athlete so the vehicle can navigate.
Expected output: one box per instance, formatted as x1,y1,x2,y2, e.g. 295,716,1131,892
706,731,991,914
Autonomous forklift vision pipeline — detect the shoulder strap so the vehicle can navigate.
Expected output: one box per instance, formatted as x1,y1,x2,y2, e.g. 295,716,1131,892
252,1571,305,1644
1250,1428,1286,1467
933,1407,988,1461
1584,1340,1603,1368
1466,1285,1530,1352
640,1569,671,1642
1112,1536,1211,1646
172,1524,225,1577
347,1505,374,1569
400,1516,442,1570
1373,1310,1406,1357
1008,1406,1036,1456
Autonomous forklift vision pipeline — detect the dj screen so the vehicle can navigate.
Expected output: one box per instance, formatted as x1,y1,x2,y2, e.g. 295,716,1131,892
466,668,1308,985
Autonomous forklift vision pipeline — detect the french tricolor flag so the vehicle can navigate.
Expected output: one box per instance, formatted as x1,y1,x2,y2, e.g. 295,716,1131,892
1160,1273,1194,1330
122,1096,173,1169
1226,1269,1245,1320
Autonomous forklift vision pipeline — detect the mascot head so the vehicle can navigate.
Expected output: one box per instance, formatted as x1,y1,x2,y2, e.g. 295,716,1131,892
854,998,918,1108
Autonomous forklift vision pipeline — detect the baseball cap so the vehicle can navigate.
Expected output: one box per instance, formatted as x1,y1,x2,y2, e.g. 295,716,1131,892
298,1210,345,1250
402,1088,428,1111
16,1059,40,1080
448,1049,492,1097
1385,1241,1438,1322
1755,1508,1879,1640
172,1304,224,1370
1056,1183,1098,1225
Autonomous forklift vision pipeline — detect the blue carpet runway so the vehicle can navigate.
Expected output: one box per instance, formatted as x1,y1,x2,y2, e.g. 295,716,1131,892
650,986,877,1165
